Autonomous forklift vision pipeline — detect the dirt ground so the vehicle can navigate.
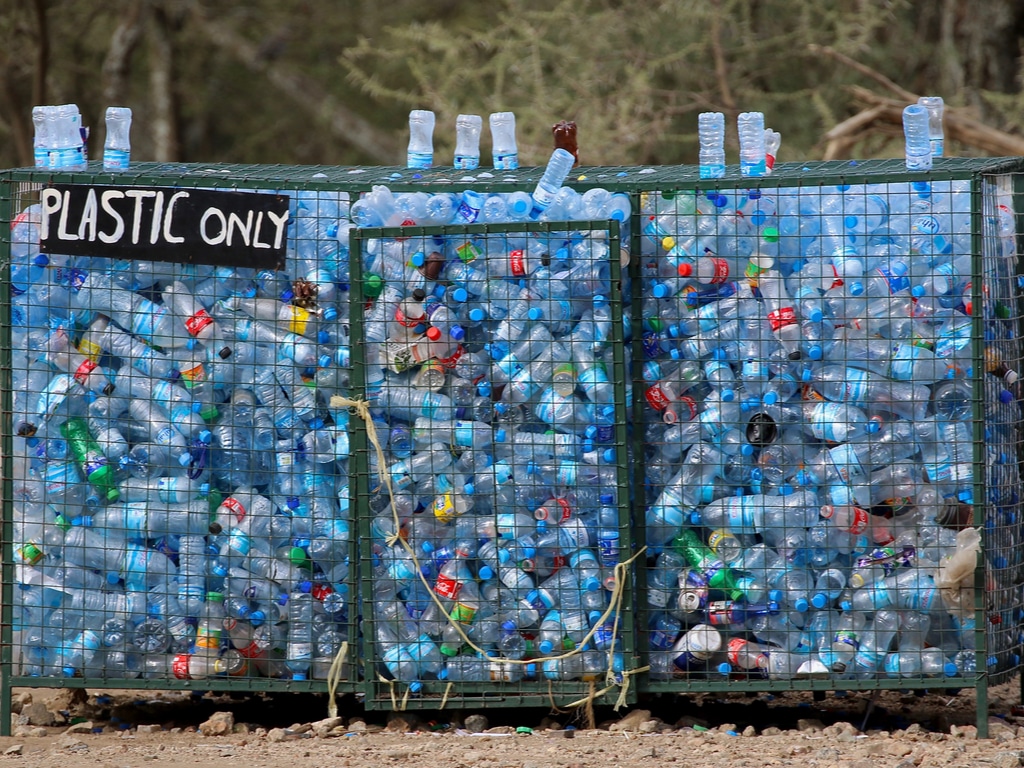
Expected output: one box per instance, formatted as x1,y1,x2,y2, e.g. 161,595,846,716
3,681,1024,768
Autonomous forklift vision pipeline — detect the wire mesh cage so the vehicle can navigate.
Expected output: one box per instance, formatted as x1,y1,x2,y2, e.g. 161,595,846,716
0,167,363,705
628,159,1024,716
348,218,637,710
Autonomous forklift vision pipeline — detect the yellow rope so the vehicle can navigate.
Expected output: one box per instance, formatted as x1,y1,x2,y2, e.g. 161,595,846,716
326,640,350,719
331,394,645,714
439,681,454,710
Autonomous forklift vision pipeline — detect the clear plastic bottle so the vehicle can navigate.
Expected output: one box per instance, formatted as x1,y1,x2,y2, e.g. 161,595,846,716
489,112,518,170
529,149,576,220
737,111,766,177
917,96,945,158
453,114,483,170
902,104,932,171
103,106,132,171
407,109,436,169
698,112,726,179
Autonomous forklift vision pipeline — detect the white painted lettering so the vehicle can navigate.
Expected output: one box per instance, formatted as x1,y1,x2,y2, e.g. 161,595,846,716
251,211,271,249
124,189,156,244
200,207,227,245
226,210,254,247
162,191,189,244
98,190,126,244
77,188,98,242
149,190,165,244
57,191,79,241
39,188,62,241
266,209,290,250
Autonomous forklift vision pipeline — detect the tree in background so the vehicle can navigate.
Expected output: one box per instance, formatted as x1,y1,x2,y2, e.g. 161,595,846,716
0,0,1021,168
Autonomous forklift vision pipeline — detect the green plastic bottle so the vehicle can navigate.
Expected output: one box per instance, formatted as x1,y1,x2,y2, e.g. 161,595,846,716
61,417,120,503
671,528,744,600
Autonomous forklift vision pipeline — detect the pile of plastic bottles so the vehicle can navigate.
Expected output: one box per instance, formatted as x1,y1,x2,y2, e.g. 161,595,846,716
353,183,634,687
637,178,1021,680
11,189,355,681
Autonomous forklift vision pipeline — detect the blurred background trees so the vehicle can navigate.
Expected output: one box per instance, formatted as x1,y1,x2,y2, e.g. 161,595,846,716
0,0,1022,168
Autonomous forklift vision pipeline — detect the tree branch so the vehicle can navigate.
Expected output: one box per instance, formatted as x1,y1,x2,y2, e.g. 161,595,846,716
32,0,48,107
187,1,398,164
807,44,917,102
710,0,736,114
148,0,180,161
102,0,144,107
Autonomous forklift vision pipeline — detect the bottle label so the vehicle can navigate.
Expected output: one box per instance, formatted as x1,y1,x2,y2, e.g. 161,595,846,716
72,358,98,386
77,338,103,363
453,155,479,171
456,198,481,222
742,360,767,380
157,476,185,503
288,306,312,336
826,443,866,483
811,402,845,442
598,532,620,566
495,513,519,539
103,148,130,170
195,626,222,650
876,265,909,295
727,636,752,666
434,573,462,599
493,152,519,170
228,529,251,557
706,601,738,626
185,309,214,337
707,529,735,557
450,602,476,623
221,496,247,523
407,151,432,169
547,497,573,524
650,630,676,650
508,250,527,277
904,583,937,612
36,374,75,420
840,367,869,403
555,462,577,488
705,258,731,284
832,629,860,650
645,384,672,411
394,304,425,328
648,586,672,609
16,542,43,565
433,493,458,523
844,506,870,535
171,654,192,680
888,343,920,380
131,299,169,341
455,241,481,263
677,395,698,422
766,306,797,331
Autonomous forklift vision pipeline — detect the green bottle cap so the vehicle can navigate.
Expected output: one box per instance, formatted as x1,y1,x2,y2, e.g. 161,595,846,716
364,273,384,299
762,226,779,243
206,592,224,603
288,546,310,567
439,644,461,657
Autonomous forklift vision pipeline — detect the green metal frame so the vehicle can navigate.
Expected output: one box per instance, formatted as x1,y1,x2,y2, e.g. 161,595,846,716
349,219,637,711
0,156,1020,733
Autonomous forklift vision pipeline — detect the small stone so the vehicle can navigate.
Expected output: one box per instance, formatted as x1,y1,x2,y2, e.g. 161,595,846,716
267,728,290,743
904,723,925,735
287,722,312,734
761,727,782,736
990,718,1017,736
990,751,1024,768
464,714,489,733
538,717,561,731
199,711,235,737
365,724,384,734
547,730,568,739
13,725,48,738
836,731,858,743
23,701,57,727
57,735,88,752
717,723,737,734
170,727,183,734
4,744,23,756
796,718,825,732
329,726,348,736
64,721,94,734
312,717,344,738
47,688,88,719
639,720,660,734
951,724,978,740
11,692,31,715
483,726,515,735
347,719,367,733
675,715,710,730
742,726,756,737
609,709,652,732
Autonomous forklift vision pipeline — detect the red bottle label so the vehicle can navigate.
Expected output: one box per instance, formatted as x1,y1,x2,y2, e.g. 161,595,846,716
645,384,671,411
73,358,97,386
707,258,730,284
766,306,797,331
221,496,246,523
509,250,527,277
434,573,462,599
185,309,214,337
172,654,192,680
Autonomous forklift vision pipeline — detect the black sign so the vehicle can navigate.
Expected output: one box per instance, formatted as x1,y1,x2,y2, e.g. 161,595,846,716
39,184,290,270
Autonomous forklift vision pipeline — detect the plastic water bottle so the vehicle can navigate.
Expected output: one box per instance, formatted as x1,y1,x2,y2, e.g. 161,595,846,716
103,106,132,170
737,112,766,177
489,112,518,169
454,114,483,170
917,96,945,158
902,104,932,171
698,112,726,179
529,149,576,219
407,109,436,169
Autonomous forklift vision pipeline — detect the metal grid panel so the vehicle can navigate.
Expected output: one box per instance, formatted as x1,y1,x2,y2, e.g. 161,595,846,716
349,219,636,711
0,173,360,708
630,164,1024,706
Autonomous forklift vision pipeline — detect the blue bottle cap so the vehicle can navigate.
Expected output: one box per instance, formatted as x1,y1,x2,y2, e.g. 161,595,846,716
438,669,449,681
652,284,671,299
720,387,735,402
778,484,794,496
864,419,881,434
199,429,213,444
199,482,211,496
839,599,852,612
281,289,295,302
957,489,973,503
450,325,466,342
794,598,810,613
411,251,426,268
584,425,598,440
522,546,537,560
63,666,77,677
249,609,266,627
943,662,959,677
593,295,608,308
501,620,518,632
768,589,783,604
291,673,307,681
191,401,203,413
689,511,702,526
1000,389,1014,404
451,288,469,303
323,306,339,322
911,284,926,298
318,331,331,345
740,443,755,457
811,593,829,610
298,580,313,593
477,381,492,397
286,496,301,510
106,571,121,585
309,417,325,430
463,483,475,495
538,640,554,655
600,493,614,505
33,253,50,267
478,565,495,581
602,448,616,464
528,307,544,321
717,662,732,675
493,428,507,443
433,284,447,299
178,453,193,467
497,549,512,565
526,461,538,475
421,541,435,554
807,345,823,361
469,308,487,323
582,576,601,592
